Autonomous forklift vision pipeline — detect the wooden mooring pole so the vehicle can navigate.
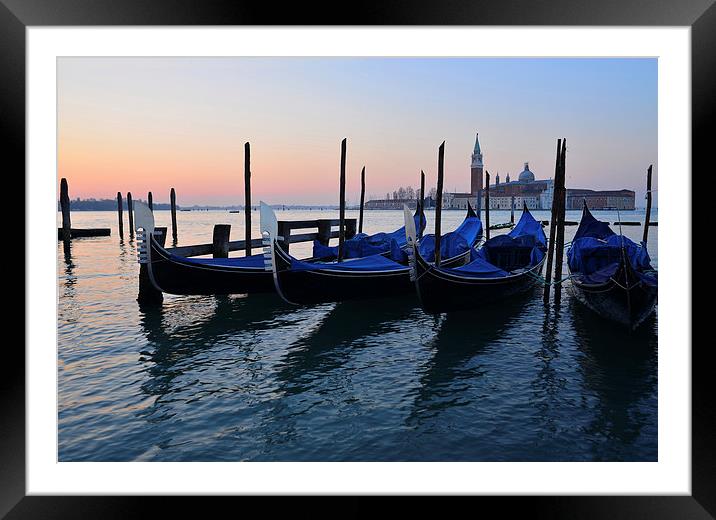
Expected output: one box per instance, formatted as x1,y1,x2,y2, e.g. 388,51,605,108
277,221,292,253
212,224,231,258
56,178,110,239
337,138,347,262
420,170,426,213
345,219,357,240
117,192,124,240
147,191,153,212
511,195,515,224
244,142,252,256
317,220,332,246
543,138,563,304
643,164,653,245
485,172,491,241
476,190,482,221
127,192,134,237
358,166,366,234
60,178,71,241
434,142,445,267
170,187,178,243
553,138,568,303
155,227,167,247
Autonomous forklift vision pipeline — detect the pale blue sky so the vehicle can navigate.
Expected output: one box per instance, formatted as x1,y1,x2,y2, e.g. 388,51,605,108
59,57,657,206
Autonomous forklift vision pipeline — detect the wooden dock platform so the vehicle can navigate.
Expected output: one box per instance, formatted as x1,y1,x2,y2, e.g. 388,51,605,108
57,228,111,239
58,178,112,240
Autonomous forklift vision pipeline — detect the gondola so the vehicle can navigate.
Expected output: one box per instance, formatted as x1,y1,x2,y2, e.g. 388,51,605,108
406,203,547,313
262,202,483,305
133,201,427,297
134,201,275,295
566,202,657,330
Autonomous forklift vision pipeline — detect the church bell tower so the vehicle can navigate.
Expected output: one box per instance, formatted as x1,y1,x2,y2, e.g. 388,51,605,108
470,133,484,195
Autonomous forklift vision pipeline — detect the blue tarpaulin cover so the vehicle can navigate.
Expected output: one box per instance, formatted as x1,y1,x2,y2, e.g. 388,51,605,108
289,253,405,272
567,206,656,286
453,256,509,277
288,211,481,274
418,216,483,260
312,211,426,260
172,253,266,268
438,208,545,278
508,209,547,247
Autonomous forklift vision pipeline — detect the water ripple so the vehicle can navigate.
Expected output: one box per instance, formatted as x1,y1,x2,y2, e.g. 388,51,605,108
58,210,658,461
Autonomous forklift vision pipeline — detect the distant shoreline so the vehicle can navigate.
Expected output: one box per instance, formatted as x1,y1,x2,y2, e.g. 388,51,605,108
58,206,653,212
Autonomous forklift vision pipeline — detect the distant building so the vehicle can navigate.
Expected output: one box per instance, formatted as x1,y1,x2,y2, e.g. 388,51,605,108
437,134,484,210
439,134,554,211
566,189,635,210
364,132,637,212
441,192,475,211
364,198,419,210
470,133,484,195
480,162,554,210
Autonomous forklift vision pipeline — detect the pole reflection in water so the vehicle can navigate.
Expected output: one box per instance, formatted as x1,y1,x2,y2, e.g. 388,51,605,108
529,300,567,451
135,294,301,460
61,239,76,291
251,295,425,460
275,295,420,394
58,209,658,462
400,292,535,460
58,240,78,324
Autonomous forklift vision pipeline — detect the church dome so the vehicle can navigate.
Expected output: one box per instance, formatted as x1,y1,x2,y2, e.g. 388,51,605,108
518,162,535,183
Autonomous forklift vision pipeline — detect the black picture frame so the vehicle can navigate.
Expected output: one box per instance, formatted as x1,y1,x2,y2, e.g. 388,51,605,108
3,0,710,516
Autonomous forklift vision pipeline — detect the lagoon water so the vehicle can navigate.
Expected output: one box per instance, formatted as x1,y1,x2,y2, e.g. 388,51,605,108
58,208,657,461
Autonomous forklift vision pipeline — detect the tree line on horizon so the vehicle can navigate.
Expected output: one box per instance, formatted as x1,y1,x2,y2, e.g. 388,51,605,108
373,186,437,202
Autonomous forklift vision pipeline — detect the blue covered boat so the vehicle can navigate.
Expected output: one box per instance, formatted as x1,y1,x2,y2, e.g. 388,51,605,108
133,201,275,295
132,200,430,297
262,202,483,305
407,204,547,313
312,206,427,260
567,202,657,329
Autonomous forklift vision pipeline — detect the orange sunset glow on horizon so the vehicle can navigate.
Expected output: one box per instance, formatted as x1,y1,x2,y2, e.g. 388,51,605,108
58,57,657,206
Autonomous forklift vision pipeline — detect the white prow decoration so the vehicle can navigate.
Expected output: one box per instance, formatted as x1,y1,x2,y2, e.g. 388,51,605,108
260,201,278,241
404,204,417,246
134,201,155,267
404,204,418,281
260,201,279,273
133,201,155,235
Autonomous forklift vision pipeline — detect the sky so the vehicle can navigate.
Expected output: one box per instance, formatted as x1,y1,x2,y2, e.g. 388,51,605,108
57,57,657,206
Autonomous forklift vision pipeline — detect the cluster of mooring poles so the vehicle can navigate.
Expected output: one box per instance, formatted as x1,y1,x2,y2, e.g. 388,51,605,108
543,138,568,304
136,140,358,304
116,191,166,243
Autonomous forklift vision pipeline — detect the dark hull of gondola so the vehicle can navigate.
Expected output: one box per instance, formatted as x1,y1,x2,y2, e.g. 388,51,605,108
271,241,471,305
146,235,274,295
568,261,657,330
412,248,545,314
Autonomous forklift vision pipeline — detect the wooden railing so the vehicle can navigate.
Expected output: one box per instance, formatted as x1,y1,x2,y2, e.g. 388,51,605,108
160,218,358,258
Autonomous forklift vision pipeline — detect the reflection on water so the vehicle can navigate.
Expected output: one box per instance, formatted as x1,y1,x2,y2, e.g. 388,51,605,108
407,295,531,429
570,300,657,461
58,210,658,462
276,296,420,395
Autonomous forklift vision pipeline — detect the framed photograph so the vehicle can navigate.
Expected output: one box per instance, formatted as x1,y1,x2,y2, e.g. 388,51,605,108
5,0,711,516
